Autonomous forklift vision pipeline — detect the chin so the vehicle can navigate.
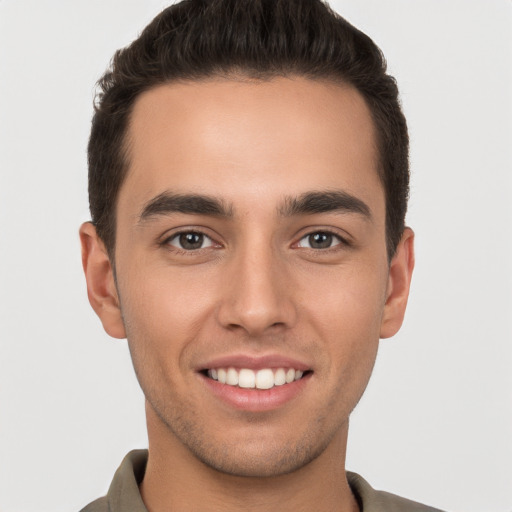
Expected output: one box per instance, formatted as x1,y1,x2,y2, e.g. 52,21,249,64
195,445,320,478
181,427,335,479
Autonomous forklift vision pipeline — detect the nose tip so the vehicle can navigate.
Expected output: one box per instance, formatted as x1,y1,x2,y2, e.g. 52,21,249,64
223,303,287,336
216,253,296,336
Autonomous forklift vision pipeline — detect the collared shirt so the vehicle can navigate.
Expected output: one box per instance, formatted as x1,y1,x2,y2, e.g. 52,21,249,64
80,450,445,512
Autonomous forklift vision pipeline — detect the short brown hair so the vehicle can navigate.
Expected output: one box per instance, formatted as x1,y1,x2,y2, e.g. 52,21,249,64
88,0,409,260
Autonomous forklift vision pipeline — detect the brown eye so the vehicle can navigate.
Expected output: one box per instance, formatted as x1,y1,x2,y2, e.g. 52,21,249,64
168,232,213,250
297,232,342,249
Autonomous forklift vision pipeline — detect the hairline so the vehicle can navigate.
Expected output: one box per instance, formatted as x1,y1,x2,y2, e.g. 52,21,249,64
103,72,393,263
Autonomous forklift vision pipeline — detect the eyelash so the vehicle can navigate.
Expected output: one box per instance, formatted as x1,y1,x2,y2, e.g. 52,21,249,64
161,228,350,255
295,230,349,251
162,230,218,253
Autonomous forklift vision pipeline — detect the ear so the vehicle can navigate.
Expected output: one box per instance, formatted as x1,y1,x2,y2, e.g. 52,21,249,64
380,227,415,339
79,222,126,339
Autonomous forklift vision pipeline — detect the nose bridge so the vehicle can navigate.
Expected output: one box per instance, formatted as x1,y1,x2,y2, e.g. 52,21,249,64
218,231,295,335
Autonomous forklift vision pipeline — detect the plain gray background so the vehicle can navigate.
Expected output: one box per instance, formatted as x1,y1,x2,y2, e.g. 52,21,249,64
0,1,511,511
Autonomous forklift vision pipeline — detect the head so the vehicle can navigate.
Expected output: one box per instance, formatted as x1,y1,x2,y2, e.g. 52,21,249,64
81,0,414,480
88,0,409,262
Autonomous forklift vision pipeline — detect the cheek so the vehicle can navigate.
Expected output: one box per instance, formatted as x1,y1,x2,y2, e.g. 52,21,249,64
117,262,219,363
300,262,388,338
299,261,387,387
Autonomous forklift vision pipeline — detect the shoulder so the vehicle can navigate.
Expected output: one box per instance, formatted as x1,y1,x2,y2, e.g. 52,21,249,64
347,472,446,512
77,450,148,512
79,496,109,512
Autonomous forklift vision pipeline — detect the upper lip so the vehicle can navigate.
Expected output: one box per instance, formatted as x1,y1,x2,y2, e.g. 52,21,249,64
197,353,311,372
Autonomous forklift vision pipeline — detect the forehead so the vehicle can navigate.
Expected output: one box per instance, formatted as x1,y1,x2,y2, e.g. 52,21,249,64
121,77,382,218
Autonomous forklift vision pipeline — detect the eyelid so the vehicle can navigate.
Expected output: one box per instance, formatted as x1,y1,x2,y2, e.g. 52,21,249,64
160,226,223,251
297,231,344,249
293,227,352,248
168,232,214,249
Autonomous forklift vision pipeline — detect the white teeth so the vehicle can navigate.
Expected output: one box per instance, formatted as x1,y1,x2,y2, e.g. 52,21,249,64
274,368,286,386
207,367,307,389
226,367,239,386
217,368,227,384
238,368,255,388
255,369,274,390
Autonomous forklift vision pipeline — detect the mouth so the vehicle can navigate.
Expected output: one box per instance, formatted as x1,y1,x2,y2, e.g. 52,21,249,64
201,367,312,390
197,355,313,411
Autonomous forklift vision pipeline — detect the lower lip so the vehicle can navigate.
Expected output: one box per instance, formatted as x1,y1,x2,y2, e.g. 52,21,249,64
199,373,311,412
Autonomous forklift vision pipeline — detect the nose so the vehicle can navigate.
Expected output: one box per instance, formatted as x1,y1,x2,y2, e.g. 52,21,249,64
216,243,297,337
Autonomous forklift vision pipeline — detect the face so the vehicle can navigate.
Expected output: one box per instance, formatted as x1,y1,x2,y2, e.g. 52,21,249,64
81,77,413,478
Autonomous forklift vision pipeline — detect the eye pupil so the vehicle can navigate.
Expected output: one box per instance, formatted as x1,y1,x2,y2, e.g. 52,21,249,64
309,232,332,249
179,232,203,250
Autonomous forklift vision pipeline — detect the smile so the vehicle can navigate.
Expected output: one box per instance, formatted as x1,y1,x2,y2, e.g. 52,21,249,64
206,367,306,390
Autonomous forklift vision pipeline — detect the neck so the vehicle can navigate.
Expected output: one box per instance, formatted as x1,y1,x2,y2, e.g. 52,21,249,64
140,405,359,512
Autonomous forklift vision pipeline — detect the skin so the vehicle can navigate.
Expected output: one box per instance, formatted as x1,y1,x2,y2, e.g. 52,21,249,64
80,77,414,512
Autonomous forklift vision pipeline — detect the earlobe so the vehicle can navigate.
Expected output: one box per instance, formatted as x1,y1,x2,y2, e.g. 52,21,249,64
79,222,126,339
380,227,415,339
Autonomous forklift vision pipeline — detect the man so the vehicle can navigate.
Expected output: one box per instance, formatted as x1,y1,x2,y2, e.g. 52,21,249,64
78,0,440,510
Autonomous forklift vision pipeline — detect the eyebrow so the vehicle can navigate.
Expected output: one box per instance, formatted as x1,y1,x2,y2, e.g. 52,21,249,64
279,190,372,219
138,192,233,222
137,189,371,223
